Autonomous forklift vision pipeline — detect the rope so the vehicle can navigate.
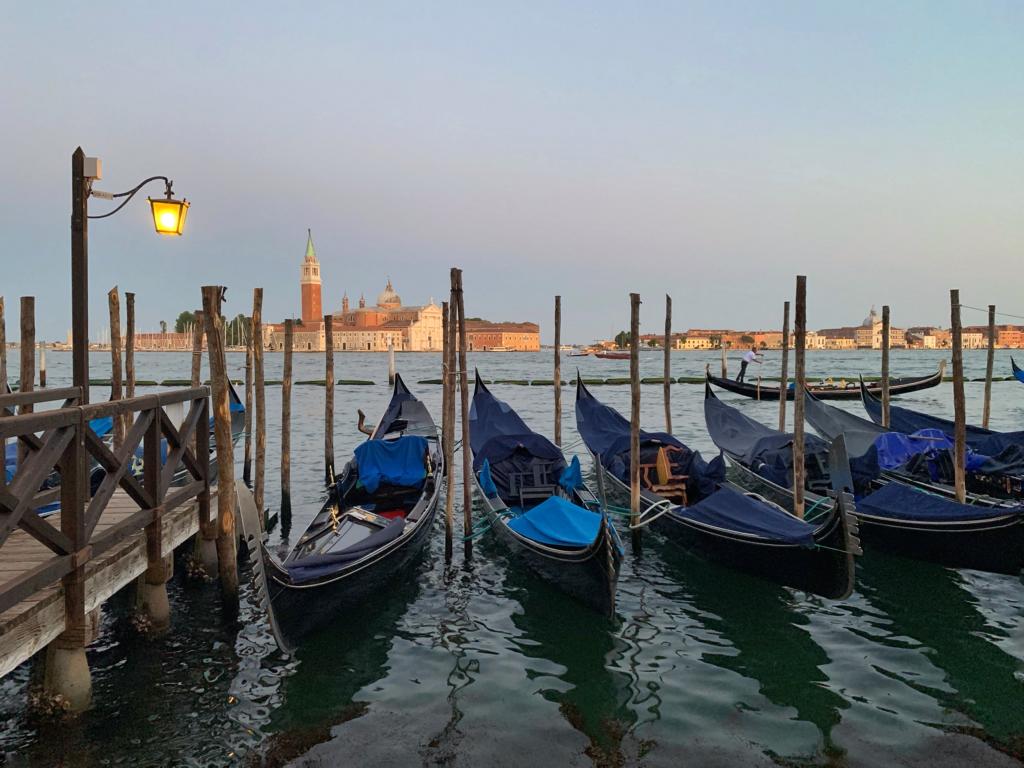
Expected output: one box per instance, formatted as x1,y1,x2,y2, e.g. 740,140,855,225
629,498,675,530
959,303,1024,321
802,497,830,522
461,508,515,541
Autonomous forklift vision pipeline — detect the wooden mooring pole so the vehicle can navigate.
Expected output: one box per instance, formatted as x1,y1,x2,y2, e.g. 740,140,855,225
792,276,807,518
881,305,891,428
202,286,239,609
982,304,996,429
281,319,293,522
0,297,5,487
663,294,672,433
720,345,727,378
388,339,396,385
324,314,335,482
243,327,253,483
252,289,266,518
554,295,562,447
38,343,46,388
950,290,967,503
190,310,204,389
778,301,790,431
629,292,641,548
108,287,124,450
18,298,35,467
442,300,455,560
453,269,472,555
125,292,135,400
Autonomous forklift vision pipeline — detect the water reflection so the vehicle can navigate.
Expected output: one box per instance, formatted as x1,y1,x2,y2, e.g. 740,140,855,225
648,538,850,754
504,562,638,762
857,552,1024,750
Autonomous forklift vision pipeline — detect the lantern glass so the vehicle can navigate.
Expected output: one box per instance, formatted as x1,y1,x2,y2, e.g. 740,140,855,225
149,197,189,236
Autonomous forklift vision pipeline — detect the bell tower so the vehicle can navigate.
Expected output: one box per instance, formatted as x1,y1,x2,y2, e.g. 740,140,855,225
300,229,322,324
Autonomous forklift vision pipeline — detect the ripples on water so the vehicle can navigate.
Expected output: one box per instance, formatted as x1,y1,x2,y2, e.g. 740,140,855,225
1,350,1022,767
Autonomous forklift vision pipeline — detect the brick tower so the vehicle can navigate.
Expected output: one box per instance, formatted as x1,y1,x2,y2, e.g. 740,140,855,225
300,229,322,324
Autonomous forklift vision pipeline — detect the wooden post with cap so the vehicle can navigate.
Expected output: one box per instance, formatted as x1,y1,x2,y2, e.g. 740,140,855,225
881,305,891,428
792,276,807,518
950,289,967,503
629,292,641,548
664,294,672,433
554,295,562,446
778,301,790,431
281,319,293,522
252,289,266,520
108,288,123,450
324,314,335,482
982,304,996,429
243,325,253,483
454,269,472,555
442,299,454,560
17,298,35,468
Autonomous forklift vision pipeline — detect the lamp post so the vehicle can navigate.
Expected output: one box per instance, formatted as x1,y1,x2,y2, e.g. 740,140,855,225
71,147,189,402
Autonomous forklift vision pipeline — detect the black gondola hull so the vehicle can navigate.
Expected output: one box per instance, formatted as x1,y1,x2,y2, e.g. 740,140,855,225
707,364,943,401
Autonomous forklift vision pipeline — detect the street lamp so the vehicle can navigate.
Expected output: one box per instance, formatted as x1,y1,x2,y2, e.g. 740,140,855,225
71,147,189,403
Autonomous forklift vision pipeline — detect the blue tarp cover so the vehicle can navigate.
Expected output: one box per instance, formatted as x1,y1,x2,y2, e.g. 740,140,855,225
286,519,405,583
354,435,428,493
479,459,499,498
506,496,601,547
558,456,583,493
858,481,1024,522
674,484,817,547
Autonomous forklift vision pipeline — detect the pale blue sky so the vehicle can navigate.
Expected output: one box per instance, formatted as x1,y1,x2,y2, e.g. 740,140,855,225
1,2,1021,343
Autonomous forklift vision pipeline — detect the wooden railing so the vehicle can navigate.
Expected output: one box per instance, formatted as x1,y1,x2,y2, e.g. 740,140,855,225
0,386,210,624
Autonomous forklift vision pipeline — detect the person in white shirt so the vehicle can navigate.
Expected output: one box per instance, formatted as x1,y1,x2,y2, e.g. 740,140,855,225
736,345,762,383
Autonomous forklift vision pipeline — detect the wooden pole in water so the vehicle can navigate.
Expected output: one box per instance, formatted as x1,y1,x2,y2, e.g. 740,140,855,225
720,345,727,378
982,304,996,429
388,339,396,385
201,286,239,608
252,289,265,517
125,292,135,401
442,300,454,560
0,297,5,485
792,276,807,518
107,287,123,450
880,305,891,428
38,343,46,388
18,298,35,466
324,314,335,482
629,293,641,546
454,269,472,553
778,300,790,431
663,294,672,433
281,319,293,518
950,289,966,503
554,295,561,447
191,310,204,388
243,329,253,483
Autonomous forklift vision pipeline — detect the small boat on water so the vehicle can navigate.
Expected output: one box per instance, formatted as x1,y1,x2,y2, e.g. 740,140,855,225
261,373,442,650
706,361,945,401
595,351,630,360
1011,357,1024,384
575,376,858,599
470,371,622,616
569,349,590,357
705,377,1024,575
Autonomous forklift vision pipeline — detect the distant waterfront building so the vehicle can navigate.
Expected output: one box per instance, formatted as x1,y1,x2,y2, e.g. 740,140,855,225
463,320,540,351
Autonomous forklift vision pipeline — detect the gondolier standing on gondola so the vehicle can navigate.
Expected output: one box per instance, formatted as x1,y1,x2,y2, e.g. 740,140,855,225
736,345,762,383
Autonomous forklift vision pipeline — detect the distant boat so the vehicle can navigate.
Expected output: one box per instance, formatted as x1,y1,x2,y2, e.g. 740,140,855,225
706,361,945,401
594,351,630,360
569,350,590,357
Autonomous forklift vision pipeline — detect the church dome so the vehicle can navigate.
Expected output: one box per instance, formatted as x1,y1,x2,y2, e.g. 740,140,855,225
377,279,402,308
861,305,878,327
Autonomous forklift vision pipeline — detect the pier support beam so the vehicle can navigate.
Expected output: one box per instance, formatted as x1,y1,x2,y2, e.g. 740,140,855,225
43,644,92,713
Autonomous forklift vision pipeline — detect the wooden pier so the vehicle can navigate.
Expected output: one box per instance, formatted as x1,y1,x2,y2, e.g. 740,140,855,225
0,384,216,708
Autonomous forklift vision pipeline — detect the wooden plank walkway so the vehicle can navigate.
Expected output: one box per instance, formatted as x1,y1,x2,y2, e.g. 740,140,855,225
0,488,216,678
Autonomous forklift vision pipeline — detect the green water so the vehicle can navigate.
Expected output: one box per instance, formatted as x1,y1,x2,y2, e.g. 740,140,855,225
1,350,1022,767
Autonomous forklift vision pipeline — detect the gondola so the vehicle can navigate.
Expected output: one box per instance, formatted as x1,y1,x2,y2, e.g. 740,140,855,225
261,373,442,650
860,381,1024,499
469,371,621,616
595,351,630,360
575,376,858,599
1013,357,1024,385
706,360,944,401
804,388,1017,506
705,378,1024,574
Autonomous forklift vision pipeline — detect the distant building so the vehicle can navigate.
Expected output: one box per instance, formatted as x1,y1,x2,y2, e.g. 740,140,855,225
464,320,540,351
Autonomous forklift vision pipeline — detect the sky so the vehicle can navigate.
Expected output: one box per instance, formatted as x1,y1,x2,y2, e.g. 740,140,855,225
1,2,1022,344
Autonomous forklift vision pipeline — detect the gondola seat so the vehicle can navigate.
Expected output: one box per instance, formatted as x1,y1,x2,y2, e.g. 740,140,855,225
640,446,689,504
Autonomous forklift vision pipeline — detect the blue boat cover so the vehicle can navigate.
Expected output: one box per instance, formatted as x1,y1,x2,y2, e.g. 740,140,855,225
558,456,583,493
704,391,830,488
506,496,601,547
479,459,499,498
674,484,817,547
469,374,534,452
354,435,428,493
286,519,405,583
862,389,1024,457
1013,358,1024,385
576,381,724,498
858,481,1024,522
